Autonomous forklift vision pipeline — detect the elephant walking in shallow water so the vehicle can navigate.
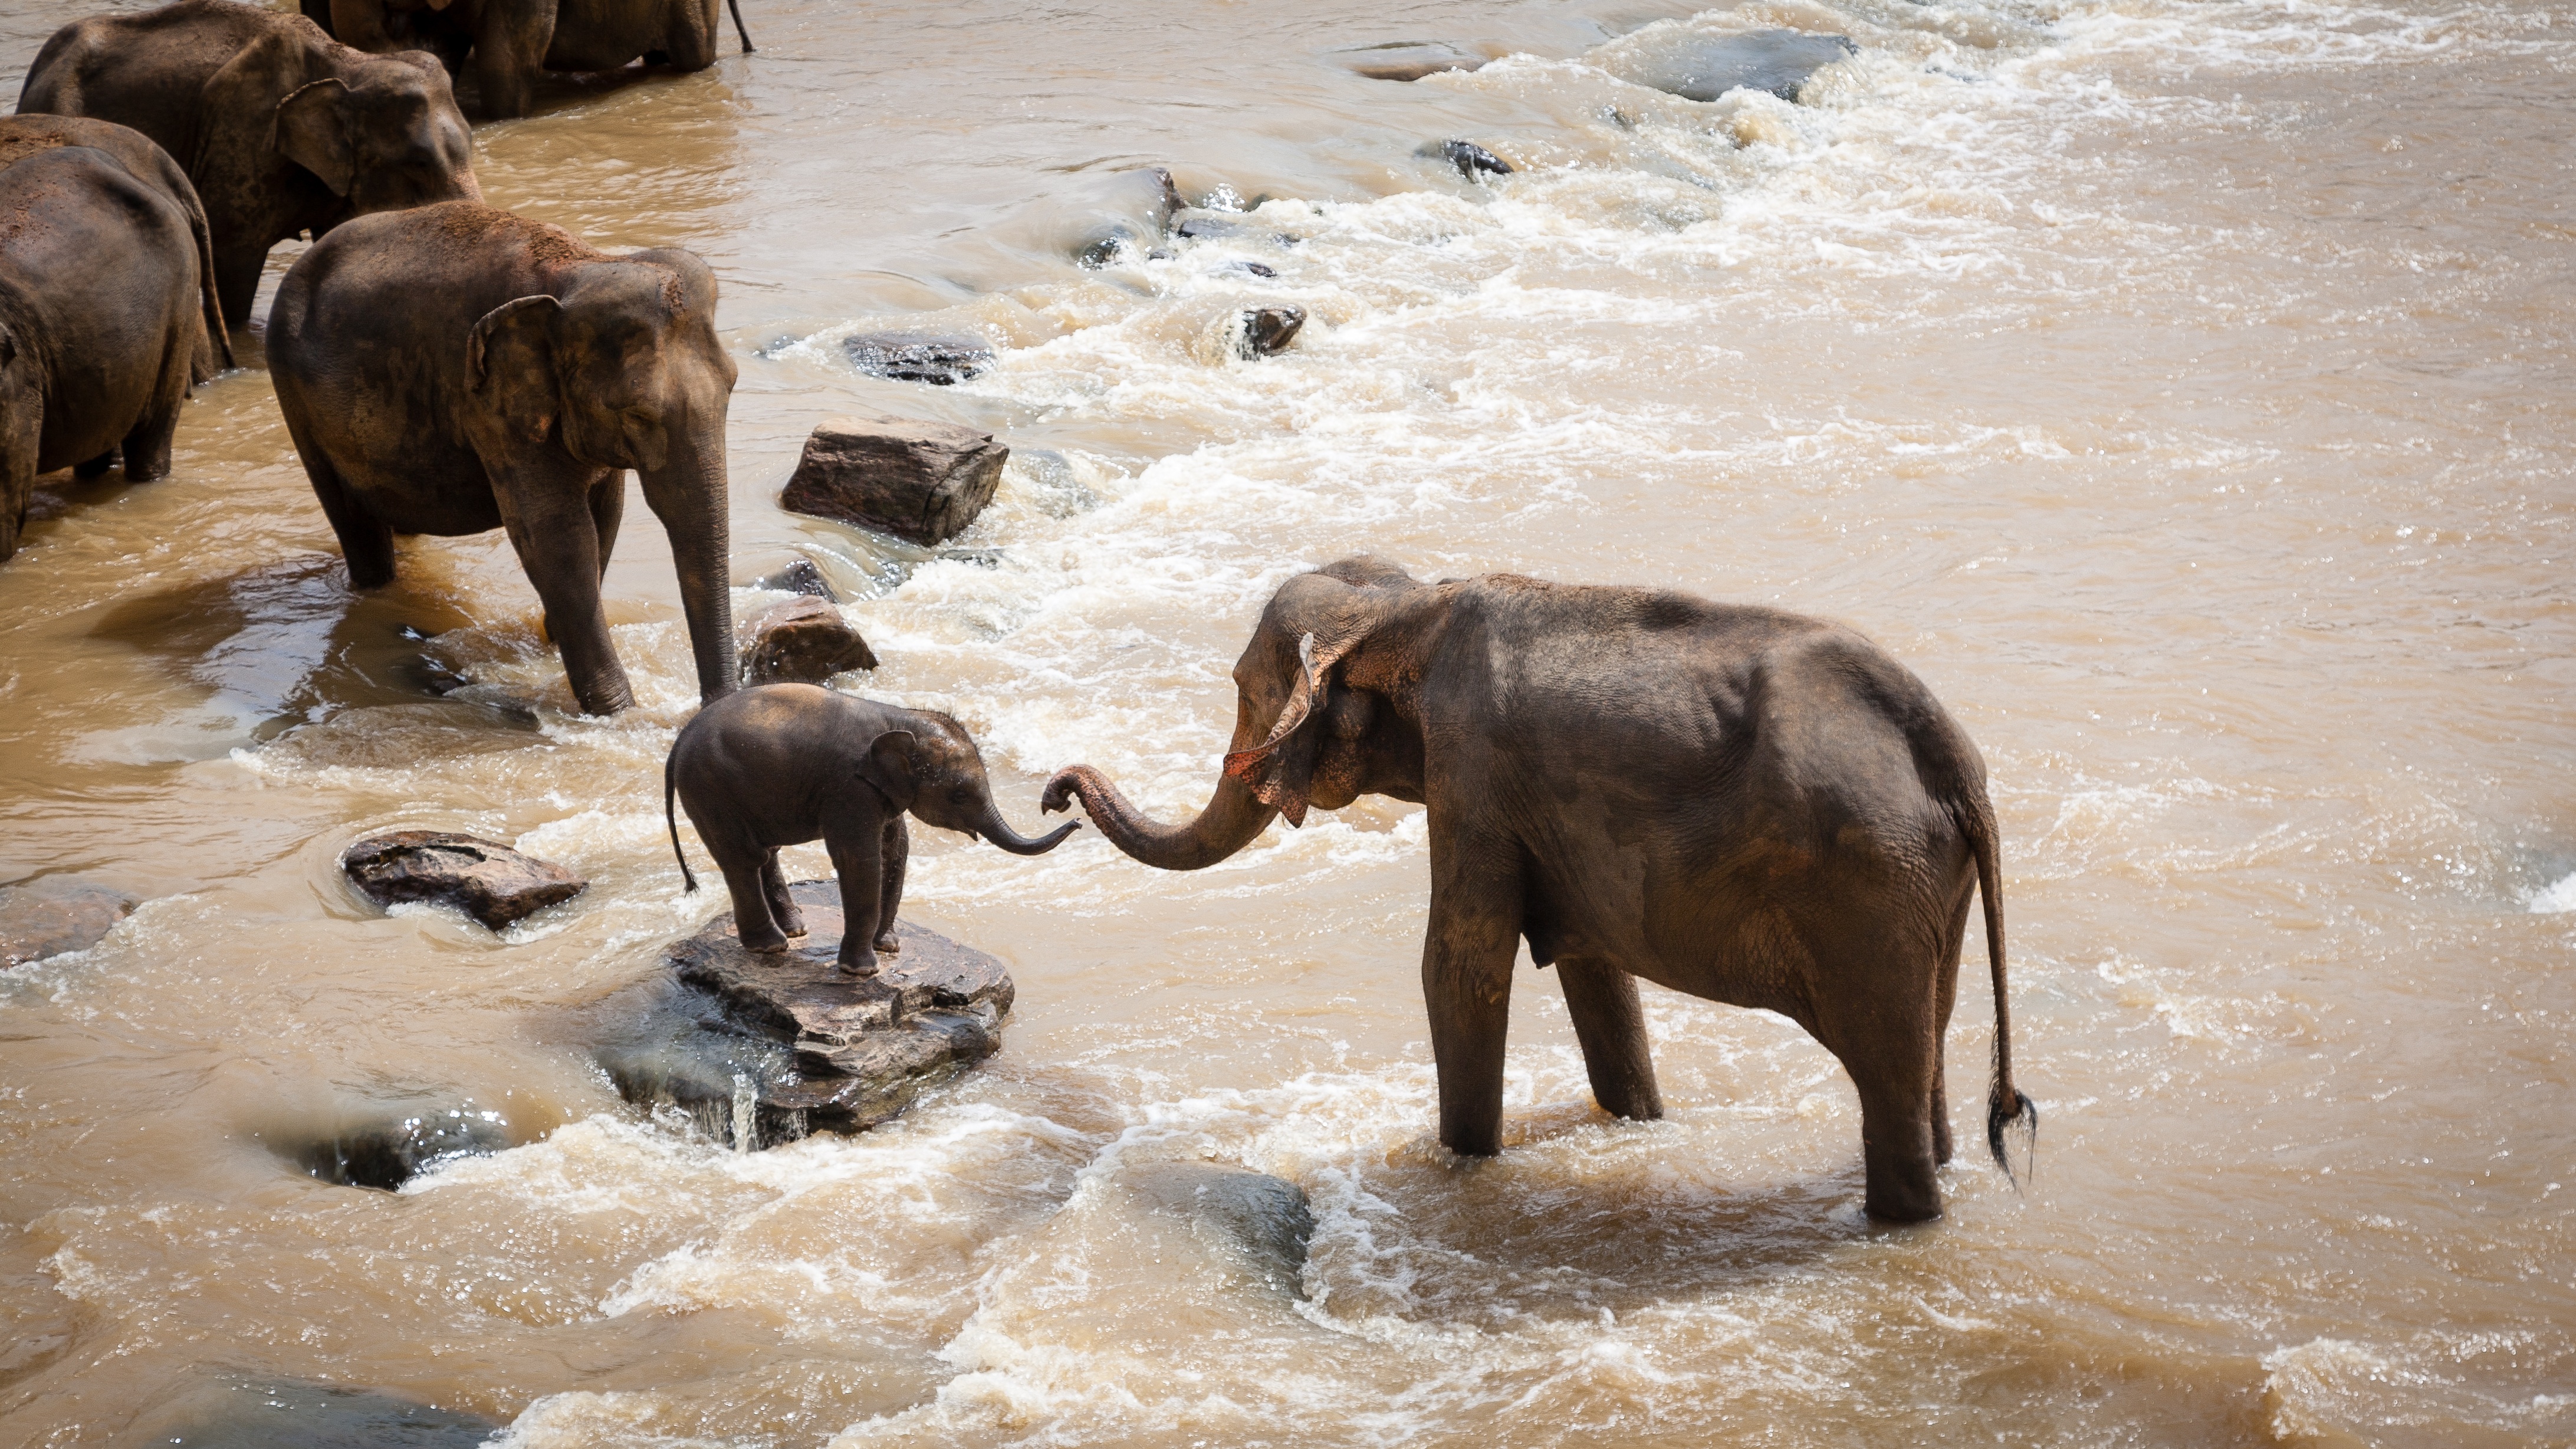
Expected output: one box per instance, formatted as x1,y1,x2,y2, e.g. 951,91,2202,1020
1044,556,2037,1223
267,201,739,716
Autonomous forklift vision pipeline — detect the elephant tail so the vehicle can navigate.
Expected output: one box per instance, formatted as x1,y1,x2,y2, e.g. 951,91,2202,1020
727,0,755,52
666,752,699,893
1964,789,2038,1190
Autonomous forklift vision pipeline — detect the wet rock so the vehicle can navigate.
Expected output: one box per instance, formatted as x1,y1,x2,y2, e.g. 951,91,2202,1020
130,1376,500,1448
751,557,839,601
1329,40,1488,81
842,331,995,385
1234,307,1307,359
1072,165,1185,267
936,547,1004,569
1605,28,1858,103
1431,139,1514,179
593,976,797,1150
1175,215,1297,246
280,1105,512,1191
0,877,138,966
340,832,586,931
1120,1162,1316,1297
639,879,1016,1142
780,415,1010,547
738,594,878,686
1225,260,1279,280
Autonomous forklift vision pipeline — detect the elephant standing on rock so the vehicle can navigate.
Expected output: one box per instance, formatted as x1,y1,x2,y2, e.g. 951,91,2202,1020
268,201,740,716
666,684,1079,974
0,116,233,385
1044,557,2038,1223
16,0,481,328
304,0,754,120
1,146,216,564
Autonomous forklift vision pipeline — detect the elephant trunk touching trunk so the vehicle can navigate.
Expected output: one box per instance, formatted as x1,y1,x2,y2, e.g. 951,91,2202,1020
973,800,1079,856
642,435,737,704
1041,765,1277,871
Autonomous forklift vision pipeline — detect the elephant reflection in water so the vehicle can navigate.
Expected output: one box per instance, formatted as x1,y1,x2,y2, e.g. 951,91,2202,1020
1046,556,2038,1223
267,201,737,717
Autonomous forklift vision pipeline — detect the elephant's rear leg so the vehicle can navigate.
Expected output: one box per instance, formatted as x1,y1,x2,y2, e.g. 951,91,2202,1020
74,450,118,480
119,334,193,482
281,409,395,586
1557,958,1663,1122
1820,1004,1944,1223
761,850,804,940
714,836,789,955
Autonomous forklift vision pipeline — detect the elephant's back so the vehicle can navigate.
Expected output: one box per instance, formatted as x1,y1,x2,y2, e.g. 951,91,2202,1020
17,2,274,159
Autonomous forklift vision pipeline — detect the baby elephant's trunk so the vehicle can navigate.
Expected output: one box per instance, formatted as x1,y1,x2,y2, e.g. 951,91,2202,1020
975,801,1079,856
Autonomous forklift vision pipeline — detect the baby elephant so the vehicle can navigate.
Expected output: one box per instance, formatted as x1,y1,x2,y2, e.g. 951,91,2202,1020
665,684,1079,972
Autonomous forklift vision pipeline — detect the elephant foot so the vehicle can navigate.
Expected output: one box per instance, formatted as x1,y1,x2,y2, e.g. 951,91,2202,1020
872,932,900,955
833,957,879,978
742,937,790,956
781,925,809,941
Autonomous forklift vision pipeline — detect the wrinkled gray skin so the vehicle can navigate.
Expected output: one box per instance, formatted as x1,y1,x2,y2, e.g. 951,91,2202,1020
304,0,751,121
665,684,1080,972
17,0,481,327
0,147,208,564
1046,557,2036,1223
0,116,232,385
268,202,740,717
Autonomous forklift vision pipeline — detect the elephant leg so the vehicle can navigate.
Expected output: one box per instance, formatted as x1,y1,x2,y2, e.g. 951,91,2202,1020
717,846,787,955
820,799,886,974
1818,974,1943,1221
589,472,626,580
282,410,395,587
1421,831,1522,1158
761,850,804,939
211,242,267,331
471,0,556,120
119,334,193,483
73,451,119,481
873,814,908,954
492,464,633,715
1558,958,1664,1122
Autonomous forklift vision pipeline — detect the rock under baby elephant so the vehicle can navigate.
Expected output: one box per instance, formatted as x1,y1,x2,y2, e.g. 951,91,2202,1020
1328,41,1489,81
780,416,1010,546
0,878,139,966
738,594,878,685
1604,28,1858,103
657,879,1016,1138
842,331,995,385
341,832,586,931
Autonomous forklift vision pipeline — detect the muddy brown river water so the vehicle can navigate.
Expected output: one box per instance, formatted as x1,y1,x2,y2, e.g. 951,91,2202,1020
4,0,2573,1444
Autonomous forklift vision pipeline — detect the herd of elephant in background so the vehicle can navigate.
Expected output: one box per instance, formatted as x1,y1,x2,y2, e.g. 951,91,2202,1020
1,0,2038,1224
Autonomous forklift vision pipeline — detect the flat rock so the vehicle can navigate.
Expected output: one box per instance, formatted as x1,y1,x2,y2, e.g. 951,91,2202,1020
341,832,585,931
661,879,1013,1137
1329,41,1488,81
842,331,995,385
781,414,1010,547
0,876,138,966
1234,307,1306,359
1603,28,1857,103
738,594,877,685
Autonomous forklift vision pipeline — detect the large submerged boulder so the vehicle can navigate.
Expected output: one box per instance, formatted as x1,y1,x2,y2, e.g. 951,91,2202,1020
842,331,995,385
0,877,139,966
780,415,1010,547
623,879,1016,1143
738,594,878,685
1604,28,1858,103
341,832,586,931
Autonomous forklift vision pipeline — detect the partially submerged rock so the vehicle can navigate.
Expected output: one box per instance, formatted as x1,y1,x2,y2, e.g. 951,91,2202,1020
1604,28,1857,103
1119,1162,1317,1297
1234,307,1306,359
1329,41,1488,81
842,331,995,385
1431,139,1514,179
0,877,138,966
341,832,585,931
1175,215,1296,246
750,557,839,600
277,1103,513,1191
126,1376,500,1449
781,415,1010,546
1072,165,1185,267
636,879,1015,1141
738,594,877,685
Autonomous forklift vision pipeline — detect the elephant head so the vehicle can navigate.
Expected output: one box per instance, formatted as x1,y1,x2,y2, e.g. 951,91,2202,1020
862,714,1081,855
465,249,740,704
268,48,479,216
1044,556,1432,868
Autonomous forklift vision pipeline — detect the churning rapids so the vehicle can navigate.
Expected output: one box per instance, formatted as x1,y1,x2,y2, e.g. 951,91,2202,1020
2,0,2572,1444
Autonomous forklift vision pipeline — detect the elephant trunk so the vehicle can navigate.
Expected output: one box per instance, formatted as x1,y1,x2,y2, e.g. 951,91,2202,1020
641,431,737,704
1041,765,1276,871
973,799,1079,856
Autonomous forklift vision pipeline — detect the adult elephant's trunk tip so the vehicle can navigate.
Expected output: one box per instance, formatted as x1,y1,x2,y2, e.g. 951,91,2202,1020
1039,763,1276,872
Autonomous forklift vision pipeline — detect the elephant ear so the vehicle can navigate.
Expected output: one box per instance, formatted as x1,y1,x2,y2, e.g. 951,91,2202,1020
1223,630,1354,828
272,78,354,196
466,295,564,447
858,730,919,810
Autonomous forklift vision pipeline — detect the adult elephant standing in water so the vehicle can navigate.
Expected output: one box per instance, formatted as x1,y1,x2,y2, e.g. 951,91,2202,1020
304,0,754,120
1043,557,2038,1223
268,201,739,717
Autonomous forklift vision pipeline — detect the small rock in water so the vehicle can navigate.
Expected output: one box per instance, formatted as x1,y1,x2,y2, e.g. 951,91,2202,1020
781,414,1010,546
1072,165,1187,267
1432,139,1514,179
1236,307,1306,359
1175,215,1297,246
1225,260,1279,279
1119,1162,1317,1297
640,879,1016,1141
750,557,839,601
278,1105,512,1191
1604,28,1858,103
341,832,585,931
126,1376,500,1448
1328,40,1489,82
842,331,995,385
738,594,878,685
0,877,139,966
936,547,1004,569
